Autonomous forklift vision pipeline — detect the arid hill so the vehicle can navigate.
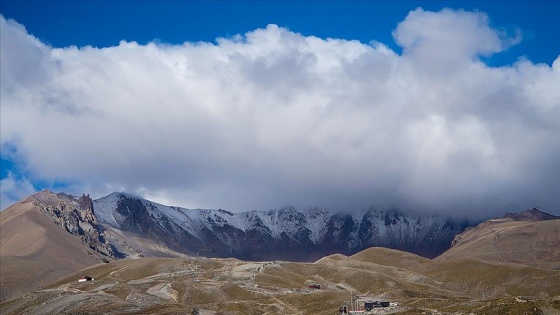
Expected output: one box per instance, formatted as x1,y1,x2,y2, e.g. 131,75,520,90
0,191,190,301
436,208,560,270
0,194,107,300
1,248,559,314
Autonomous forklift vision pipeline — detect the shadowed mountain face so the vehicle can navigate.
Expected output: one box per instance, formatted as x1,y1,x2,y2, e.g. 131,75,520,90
93,192,471,261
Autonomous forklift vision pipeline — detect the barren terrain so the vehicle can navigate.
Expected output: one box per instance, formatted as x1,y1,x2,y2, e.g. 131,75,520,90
436,218,560,270
0,198,106,300
1,248,559,314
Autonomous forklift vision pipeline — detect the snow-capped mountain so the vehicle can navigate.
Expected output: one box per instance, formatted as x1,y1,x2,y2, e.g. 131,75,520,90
92,192,471,261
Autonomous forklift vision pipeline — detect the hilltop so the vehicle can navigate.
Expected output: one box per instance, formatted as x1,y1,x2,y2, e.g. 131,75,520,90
436,208,560,270
0,193,106,300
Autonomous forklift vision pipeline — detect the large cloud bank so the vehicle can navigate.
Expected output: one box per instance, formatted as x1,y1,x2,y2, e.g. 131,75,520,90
1,8,559,217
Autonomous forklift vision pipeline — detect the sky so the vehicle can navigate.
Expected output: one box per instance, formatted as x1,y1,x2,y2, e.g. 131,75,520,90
1,1,559,218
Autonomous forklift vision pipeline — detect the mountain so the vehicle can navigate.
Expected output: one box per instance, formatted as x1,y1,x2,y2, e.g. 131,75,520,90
0,190,469,299
92,192,471,261
436,208,560,270
0,191,472,300
2,190,559,309
0,192,107,300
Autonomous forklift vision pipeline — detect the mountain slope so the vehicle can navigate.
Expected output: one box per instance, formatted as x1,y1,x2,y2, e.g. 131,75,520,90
93,192,470,261
0,192,106,300
436,208,560,270
2,248,559,315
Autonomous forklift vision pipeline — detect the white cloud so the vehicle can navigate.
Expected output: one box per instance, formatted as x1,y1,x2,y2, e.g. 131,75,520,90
0,172,36,210
1,9,559,218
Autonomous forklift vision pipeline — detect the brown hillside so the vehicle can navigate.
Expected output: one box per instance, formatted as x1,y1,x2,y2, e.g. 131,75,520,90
0,196,105,300
2,251,559,315
436,218,560,270
426,258,560,298
350,247,435,273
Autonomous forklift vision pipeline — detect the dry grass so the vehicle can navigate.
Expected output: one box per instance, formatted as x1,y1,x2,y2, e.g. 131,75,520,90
437,219,560,270
350,247,435,273
426,259,560,298
2,253,560,314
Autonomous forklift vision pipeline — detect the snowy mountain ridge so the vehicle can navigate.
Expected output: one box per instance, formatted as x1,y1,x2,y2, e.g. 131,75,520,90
95,192,326,238
92,192,471,261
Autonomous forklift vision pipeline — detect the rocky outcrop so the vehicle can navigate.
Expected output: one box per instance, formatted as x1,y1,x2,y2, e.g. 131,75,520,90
31,190,118,260
503,207,560,222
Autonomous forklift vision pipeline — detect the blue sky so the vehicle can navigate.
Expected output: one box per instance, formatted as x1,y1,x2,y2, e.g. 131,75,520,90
1,1,559,216
2,1,559,64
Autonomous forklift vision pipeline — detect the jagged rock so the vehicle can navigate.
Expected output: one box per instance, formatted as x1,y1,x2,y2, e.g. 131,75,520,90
31,190,119,259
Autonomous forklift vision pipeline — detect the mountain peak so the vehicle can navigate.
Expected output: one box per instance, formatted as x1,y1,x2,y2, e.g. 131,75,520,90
107,191,141,199
503,207,559,222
